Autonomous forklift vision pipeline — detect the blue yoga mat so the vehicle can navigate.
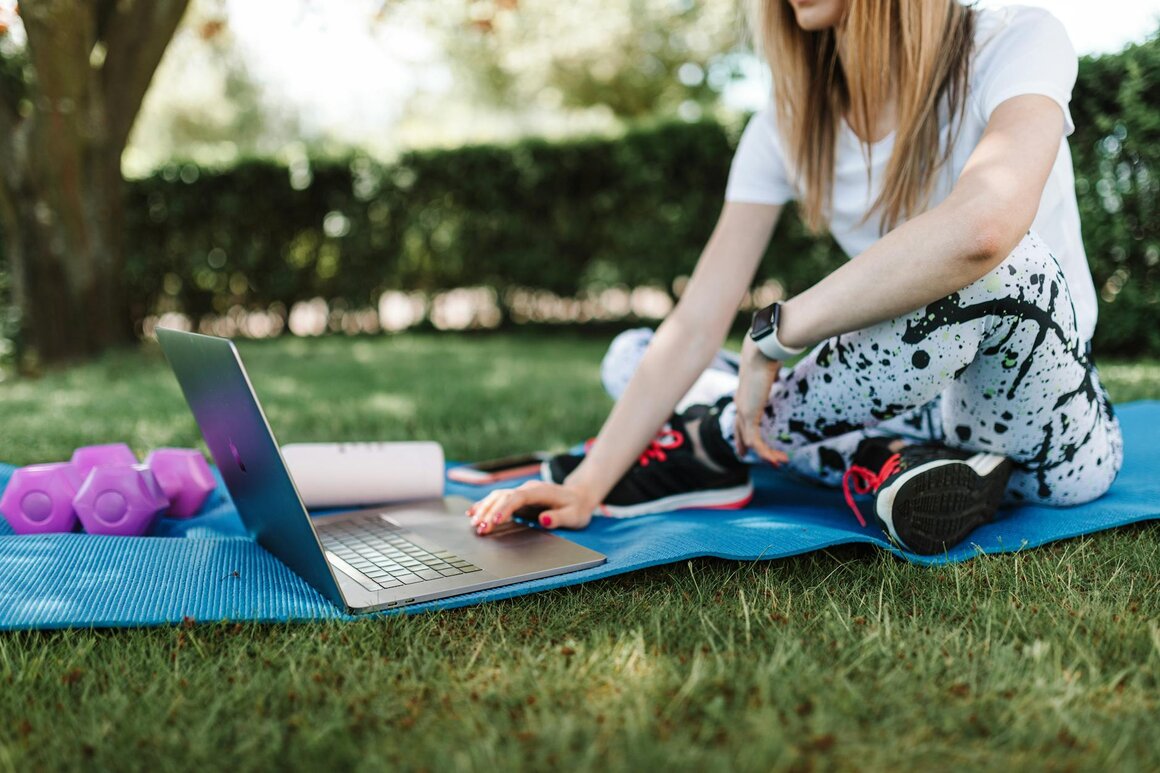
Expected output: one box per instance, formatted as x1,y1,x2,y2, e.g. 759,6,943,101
1,401,1157,630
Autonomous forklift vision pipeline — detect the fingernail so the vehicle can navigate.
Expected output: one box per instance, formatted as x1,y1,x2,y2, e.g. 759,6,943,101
540,514,553,527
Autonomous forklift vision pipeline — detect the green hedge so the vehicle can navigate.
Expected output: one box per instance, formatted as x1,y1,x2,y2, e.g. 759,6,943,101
1069,36,1160,355
124,120,760,321
3,34,1158,358
121,118,847,329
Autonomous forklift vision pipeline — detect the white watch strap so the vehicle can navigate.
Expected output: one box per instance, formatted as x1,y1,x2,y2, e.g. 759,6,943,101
754,328,806,361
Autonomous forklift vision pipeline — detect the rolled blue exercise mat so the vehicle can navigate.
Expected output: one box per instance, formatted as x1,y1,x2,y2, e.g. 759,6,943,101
0,401,1157,630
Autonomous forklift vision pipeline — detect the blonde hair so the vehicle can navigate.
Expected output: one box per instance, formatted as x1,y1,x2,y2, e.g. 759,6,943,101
751,0,976,233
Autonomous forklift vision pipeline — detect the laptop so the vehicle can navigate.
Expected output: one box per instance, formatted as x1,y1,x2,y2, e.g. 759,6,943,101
155,327,605,614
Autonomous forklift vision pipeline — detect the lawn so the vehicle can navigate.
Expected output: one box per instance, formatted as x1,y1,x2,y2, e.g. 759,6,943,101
0,332,1157,770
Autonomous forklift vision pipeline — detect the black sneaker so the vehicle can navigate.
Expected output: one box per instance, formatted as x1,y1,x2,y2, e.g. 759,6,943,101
843,438,1013,555
544,398,753,517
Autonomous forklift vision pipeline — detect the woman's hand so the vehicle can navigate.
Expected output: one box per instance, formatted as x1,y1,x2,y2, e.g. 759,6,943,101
466,480,599,535
733,336,789,466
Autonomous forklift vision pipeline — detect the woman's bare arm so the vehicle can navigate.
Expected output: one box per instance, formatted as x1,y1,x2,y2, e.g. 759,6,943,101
776,94,1066,349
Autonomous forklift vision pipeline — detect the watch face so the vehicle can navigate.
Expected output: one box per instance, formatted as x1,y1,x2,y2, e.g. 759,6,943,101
750,304,776,340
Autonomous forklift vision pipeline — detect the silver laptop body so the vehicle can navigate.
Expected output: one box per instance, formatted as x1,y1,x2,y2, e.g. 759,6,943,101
156,328,605,614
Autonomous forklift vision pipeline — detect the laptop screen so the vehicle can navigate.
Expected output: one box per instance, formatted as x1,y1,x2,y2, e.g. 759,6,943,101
156,327,346,609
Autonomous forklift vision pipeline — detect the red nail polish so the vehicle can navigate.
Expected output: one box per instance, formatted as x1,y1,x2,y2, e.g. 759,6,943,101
540,514,553,527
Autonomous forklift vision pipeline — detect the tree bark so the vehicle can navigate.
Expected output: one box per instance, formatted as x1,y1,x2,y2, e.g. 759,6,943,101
0,0,188,367
2,137,129,363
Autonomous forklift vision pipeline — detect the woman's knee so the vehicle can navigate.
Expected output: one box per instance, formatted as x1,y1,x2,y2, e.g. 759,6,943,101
1009,464,1118,507
1007,429,1123,507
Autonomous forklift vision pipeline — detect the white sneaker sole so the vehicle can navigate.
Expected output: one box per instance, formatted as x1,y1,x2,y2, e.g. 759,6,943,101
597,482,754,519
875,453,1009,553
541,461,753,519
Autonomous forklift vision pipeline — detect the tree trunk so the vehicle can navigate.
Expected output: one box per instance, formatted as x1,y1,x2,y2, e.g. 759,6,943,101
0,0,189,368
3,148,132,365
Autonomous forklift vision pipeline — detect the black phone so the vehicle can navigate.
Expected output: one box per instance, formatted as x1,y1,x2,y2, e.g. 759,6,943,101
447,452,549,484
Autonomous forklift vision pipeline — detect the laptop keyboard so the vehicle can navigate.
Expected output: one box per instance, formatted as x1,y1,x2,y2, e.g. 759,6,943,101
317,515,481,591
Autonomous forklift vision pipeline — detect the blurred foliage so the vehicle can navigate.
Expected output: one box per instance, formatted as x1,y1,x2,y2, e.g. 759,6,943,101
124,0,306,175
1,31,1158,370
1070,36,1160,355
0,31,26,112
0,29,27,375
433,0,748,119
120,120,769,322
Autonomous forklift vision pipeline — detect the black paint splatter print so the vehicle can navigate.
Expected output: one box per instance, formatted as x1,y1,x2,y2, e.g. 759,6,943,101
600,231,1122,507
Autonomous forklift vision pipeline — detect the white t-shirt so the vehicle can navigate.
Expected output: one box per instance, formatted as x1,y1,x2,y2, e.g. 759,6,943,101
725,4,1098,342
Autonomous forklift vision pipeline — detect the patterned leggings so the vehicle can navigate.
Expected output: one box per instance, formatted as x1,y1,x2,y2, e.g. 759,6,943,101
601,232,1122,506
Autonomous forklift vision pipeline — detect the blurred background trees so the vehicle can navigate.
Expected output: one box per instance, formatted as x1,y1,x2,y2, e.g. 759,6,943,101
121,0,759,168
434,0,750,119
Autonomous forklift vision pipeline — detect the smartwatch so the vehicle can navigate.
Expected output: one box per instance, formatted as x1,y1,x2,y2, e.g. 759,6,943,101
749,302,805,361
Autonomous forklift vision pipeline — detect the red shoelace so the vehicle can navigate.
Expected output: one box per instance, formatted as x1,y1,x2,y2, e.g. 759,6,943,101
584,428,686,466
841,452,901,527
637,428,684,466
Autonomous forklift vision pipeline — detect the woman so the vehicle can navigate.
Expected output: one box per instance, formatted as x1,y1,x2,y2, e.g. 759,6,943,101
467,0,1123,554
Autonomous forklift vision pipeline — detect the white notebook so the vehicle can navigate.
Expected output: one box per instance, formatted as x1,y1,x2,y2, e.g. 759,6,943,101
280,442,445,509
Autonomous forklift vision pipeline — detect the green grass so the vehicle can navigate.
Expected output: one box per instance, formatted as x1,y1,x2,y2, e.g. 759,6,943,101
0,332,1157,771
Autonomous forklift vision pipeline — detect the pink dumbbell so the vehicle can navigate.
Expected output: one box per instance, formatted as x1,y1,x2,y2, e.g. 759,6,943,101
73,465,171,537
145,448,216,518
71,443,138,479
0,463,83,534
1,444,216,536
70,449,215,536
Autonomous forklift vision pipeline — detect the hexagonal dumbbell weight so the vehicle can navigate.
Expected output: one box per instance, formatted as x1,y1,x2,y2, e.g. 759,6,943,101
0,444,217,536
0,444,135,535
71,443,138,479
73,465,171,537
0,463,84,534
145,448,216,519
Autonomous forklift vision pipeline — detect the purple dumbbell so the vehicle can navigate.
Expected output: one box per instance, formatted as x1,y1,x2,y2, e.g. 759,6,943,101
145,448,216,518
71,443,138,479
73,465,171,537
1,443,217,536
0,444,134,535
0,463,83,534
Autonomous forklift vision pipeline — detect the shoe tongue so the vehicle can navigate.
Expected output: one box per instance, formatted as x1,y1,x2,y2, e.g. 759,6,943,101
900,444,968,467
677,403,742,468
852,437,898,471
